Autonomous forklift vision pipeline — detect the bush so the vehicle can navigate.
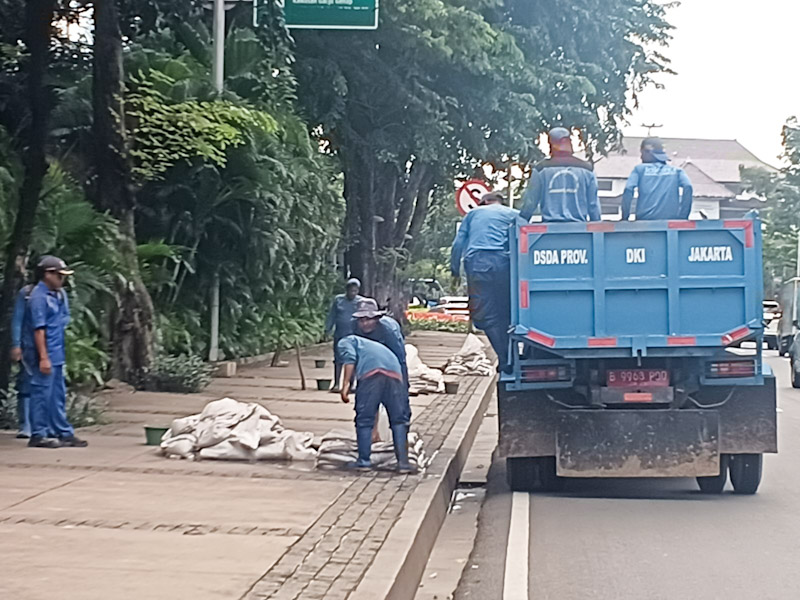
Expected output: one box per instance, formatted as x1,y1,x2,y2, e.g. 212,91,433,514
66,392,106,428
141,354,214,393
0,390,105,430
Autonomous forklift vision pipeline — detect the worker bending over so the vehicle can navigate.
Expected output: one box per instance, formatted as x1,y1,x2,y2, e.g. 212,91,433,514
337,335,413,473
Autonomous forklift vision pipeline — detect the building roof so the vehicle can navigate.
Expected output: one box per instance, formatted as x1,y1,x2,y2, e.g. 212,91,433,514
595,137,775,183
680,161,735,199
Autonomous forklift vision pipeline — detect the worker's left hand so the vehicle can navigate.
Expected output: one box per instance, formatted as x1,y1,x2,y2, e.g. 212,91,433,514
340,389,350,404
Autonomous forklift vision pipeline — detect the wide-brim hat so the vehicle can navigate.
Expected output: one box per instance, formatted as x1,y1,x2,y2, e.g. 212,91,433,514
353,298,385,319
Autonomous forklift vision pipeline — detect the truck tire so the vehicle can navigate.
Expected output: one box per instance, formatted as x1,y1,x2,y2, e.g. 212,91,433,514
506,458,537,492
696,455,729,494
730,454,763,495
537,457,564,492
792,361,800,389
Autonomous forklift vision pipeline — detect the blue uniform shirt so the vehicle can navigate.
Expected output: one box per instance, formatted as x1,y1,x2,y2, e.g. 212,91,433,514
622,162,693,220
11,285,33,349
354,315,408,384
519,155,601,223
337,336,403,381
22,281,70,367
450,203,519,276
325,294,364,339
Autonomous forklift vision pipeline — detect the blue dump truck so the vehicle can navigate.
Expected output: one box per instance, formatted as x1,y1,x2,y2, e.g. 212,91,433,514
499,214,777,494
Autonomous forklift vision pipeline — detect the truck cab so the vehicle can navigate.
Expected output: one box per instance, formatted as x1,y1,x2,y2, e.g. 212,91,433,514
499,214,777,494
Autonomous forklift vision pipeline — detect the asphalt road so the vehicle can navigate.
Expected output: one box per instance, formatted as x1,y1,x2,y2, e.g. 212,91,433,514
454,352,797,600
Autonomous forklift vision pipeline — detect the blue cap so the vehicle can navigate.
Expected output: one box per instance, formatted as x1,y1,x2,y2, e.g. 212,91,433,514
548,127,571,142
642,137,670,162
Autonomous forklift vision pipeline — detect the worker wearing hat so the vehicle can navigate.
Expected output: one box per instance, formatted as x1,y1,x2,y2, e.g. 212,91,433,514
519,127,602,223
622,137,693,220
324,277,364,392
352,297,410,420
22,256,88,448
451,192,518,373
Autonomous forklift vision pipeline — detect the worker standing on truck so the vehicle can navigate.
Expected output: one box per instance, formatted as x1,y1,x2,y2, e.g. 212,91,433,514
519,127,601,223
451,192,518,373
324,278,364,393
622,137,693,220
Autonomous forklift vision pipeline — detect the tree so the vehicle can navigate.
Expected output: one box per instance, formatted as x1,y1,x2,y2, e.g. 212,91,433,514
92,0,156,381
293,0,674,318
742,118,800,295
0,0,57,396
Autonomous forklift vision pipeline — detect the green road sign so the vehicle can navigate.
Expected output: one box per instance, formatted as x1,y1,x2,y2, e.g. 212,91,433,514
284,0,378,30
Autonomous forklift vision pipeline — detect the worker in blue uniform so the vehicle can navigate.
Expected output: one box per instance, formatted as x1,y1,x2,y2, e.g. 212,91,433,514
22,256,87,448
324,278,364,392
519,127,602,222
337,335,413,473
10,282,35,438
451,192,518,373
352,297,410,420
622,137,693,220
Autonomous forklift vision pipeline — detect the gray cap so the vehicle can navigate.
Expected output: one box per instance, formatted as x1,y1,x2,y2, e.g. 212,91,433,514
37,255,74,275
346,277,361,288
352,298,384,319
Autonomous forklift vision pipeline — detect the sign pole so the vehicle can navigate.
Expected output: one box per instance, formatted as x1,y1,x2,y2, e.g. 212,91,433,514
212,0,225,93
209,0,224,362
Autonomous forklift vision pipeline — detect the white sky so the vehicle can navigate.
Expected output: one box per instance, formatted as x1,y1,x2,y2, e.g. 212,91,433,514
624,0,800,167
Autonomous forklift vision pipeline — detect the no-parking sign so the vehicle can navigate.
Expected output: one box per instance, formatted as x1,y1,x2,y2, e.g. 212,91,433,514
455,180,492,216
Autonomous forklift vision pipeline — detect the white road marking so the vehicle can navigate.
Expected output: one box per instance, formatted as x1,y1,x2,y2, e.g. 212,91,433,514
503,492,530,599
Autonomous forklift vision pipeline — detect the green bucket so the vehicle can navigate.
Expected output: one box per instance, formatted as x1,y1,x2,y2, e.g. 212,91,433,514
314,359,326,368
144,426,169,446
316,379,332,391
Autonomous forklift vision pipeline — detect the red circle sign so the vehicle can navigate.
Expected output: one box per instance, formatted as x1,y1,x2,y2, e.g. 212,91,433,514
455,180,492,216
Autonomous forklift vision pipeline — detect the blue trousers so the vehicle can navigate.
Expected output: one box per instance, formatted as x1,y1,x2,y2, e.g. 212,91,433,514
29,364,74,439
16,366,31,436
465,251,512,371
354,374,409,431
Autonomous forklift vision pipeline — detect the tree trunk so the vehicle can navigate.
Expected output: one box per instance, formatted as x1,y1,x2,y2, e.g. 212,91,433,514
92,0,155,382
0,0,56,398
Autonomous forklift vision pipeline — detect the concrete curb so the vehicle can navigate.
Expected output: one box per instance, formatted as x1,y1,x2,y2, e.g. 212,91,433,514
348,373,497,600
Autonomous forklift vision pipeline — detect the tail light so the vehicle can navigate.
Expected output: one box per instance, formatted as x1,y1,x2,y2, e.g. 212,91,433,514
706,360,756,378
522,364,571,383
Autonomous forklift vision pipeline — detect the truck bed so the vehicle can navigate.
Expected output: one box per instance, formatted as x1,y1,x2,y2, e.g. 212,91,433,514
510,217,763,358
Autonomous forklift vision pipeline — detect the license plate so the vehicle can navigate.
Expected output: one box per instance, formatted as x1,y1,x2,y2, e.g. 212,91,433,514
607,369,670,388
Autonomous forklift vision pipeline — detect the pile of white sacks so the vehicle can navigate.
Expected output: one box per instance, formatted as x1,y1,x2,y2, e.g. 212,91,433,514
315,428,430,471
406,344,445,394
443,333,494,377
160,397,317,461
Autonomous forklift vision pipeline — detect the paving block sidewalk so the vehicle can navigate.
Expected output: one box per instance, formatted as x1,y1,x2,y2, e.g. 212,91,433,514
0,331,495,600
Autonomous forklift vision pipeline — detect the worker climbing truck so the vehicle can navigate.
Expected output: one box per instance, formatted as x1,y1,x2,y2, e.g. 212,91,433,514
500,213,777,494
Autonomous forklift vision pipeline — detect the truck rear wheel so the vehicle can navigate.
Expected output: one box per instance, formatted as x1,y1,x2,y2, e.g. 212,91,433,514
792,360,800,388
696,455,729,494
506,457,537,491
730,454,763,495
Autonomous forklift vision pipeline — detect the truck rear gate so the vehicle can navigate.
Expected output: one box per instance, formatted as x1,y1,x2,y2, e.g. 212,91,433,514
500,216,777,493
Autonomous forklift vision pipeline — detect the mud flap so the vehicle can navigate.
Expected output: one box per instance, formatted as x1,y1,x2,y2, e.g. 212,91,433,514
556,410,720,477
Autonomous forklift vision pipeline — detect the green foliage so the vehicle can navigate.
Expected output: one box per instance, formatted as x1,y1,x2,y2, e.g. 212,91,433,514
141,353,214,393
742,118,800,293
128,70,278,181
66,392,106,428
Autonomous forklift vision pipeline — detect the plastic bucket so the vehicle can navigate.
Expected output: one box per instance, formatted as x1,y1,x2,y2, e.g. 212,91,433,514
315,359,326,368
444,381,460,395
317,379,332,391
144,426,169,446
